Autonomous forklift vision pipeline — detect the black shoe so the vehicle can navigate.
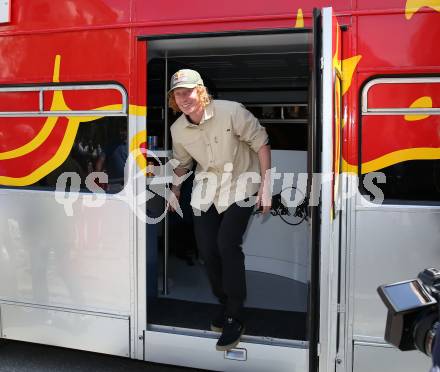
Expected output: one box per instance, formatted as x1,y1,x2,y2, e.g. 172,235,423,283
216,317,245,351
210,309,225,332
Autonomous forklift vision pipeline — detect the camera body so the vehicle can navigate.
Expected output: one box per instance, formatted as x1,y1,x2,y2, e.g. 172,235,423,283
377,268,440,357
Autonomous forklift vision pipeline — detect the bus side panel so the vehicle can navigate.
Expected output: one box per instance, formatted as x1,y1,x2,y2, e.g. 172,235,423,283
352,343,431,372
133,0,351,25
356,12,440,71
0,303,130,357
3,0,130,33
0,29,130,85
353,207,440,338
0,191,131,315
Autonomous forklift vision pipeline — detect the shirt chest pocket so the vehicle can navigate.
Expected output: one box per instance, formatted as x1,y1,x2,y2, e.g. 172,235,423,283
214,125,239,162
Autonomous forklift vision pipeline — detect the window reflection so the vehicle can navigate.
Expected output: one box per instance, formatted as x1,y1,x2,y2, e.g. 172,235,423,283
39,116,128,193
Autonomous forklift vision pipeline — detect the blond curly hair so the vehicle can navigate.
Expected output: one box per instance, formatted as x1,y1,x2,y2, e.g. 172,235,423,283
168,86,212,113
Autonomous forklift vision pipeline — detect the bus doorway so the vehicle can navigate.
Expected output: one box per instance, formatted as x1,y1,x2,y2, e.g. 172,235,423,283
143,30,313,371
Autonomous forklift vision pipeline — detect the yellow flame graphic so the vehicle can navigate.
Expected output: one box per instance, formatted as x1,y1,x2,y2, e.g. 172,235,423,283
405,96,433,121
129,129,147,174
0,56,113,160
405,0,440,19
362,148,440,173
342,55,362,96
332,23,342,75
331,23,362,98
294,8,304,28
0,55,146,186
342,147,440,174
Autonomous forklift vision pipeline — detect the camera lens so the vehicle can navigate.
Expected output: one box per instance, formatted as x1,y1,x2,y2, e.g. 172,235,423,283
413,311,438,356
425,324,438,357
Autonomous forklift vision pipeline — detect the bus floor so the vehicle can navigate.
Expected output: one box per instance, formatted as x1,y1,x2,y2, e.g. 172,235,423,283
147,253,308,341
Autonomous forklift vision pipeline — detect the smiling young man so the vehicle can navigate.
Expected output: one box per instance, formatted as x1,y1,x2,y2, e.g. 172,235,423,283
168,69,271,351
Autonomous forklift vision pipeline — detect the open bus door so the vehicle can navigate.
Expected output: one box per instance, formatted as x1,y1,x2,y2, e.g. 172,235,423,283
309,7,344,372
142,31,311,371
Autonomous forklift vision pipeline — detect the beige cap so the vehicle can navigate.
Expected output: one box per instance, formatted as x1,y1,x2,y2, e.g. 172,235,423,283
169,69,204,93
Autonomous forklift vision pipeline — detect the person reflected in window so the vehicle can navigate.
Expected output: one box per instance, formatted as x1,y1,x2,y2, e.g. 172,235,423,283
45,146,86,190
95,125,128,193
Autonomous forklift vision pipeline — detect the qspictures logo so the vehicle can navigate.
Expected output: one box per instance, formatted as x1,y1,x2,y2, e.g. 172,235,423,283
53,149,386,224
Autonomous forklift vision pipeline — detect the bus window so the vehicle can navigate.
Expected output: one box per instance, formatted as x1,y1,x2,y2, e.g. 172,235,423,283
360,77,440,204
0,84,128,193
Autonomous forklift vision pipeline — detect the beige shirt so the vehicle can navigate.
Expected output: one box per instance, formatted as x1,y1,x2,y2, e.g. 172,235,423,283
171,100,269,213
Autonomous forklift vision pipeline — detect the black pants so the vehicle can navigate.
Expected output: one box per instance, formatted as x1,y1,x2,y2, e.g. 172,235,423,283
193,201,254,322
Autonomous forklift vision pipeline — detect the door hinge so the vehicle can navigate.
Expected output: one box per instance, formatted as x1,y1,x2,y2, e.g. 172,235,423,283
320,57,324,70
317,342,321,356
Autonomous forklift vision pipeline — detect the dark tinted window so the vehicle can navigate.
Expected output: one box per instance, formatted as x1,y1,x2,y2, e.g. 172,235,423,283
38,116,128,193
360,160,440,203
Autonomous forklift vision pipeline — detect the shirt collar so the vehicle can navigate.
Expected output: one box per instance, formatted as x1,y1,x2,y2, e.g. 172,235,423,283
183,101,215,128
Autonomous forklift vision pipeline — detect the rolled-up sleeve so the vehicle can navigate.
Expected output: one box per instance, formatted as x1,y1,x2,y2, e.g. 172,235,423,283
232,103,269,152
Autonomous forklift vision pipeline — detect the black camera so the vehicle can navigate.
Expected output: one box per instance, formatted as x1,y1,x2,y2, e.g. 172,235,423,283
377,268,440,357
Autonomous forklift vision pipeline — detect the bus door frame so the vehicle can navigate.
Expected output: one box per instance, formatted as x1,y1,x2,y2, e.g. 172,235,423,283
309,7,344,372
